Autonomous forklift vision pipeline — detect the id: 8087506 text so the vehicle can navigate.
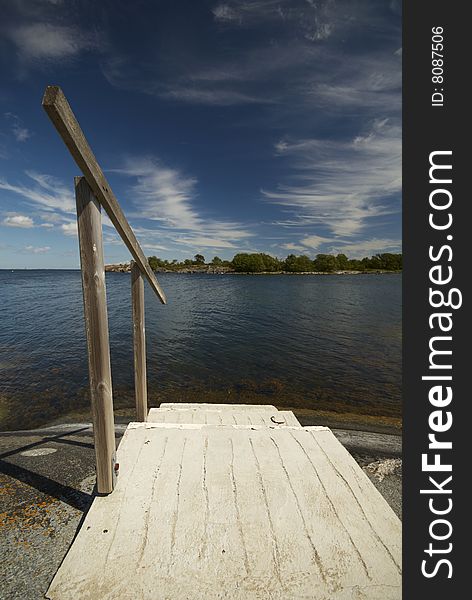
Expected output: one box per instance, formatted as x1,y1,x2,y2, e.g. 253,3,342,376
431,26,444,107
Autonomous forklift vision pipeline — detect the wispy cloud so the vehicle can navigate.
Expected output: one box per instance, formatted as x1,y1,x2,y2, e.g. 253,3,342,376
116,157,200,228
280,242,305,252
115,157,253,249
328,238,402,259
4,112,31,142
307,53,401,114
100,0,399,116
212,0,336,41
263,118,401,237
24,245,51,254
0,172,83,237
175,236,238,249
101,51,282,106
142,243,168,252
0,171,75,213
299,234,333,249
280,236,401,258
212,3,241,23
97,3,332,106
158,86,269,106
2,214,34,228
5,23,97,63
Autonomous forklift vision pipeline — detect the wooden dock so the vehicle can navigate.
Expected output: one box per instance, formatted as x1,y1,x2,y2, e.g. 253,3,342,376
46,404,401,599
41,88,401,598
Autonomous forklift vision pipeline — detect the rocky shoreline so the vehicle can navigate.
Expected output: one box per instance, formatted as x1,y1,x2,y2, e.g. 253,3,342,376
105,263,401,276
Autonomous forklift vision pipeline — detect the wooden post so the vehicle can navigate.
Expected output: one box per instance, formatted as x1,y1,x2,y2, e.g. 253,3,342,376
75,176,116,494
131,261,148,422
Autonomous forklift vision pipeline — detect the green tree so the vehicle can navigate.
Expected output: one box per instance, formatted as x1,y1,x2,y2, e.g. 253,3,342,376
361,256,373,269
336,254,349,270
231,253,283,272
375,253,402,270
153,251,401,273
147,256,167,271
232,253,265,272
347,258,364,271
312,254,338,272
284,254,315,272
259,253,283,272
148,256,159,271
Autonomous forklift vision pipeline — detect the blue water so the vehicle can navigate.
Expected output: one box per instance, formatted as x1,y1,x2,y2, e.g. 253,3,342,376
0,271,401,430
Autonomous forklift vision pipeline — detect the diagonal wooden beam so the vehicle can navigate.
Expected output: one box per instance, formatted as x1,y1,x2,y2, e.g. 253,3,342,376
42,85,166,304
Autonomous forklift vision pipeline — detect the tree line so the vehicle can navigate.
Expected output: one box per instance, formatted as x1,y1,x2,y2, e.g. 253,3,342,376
147,252,402,273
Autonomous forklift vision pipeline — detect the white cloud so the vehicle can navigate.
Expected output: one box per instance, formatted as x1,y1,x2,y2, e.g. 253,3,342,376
2,214,34,228
263,118,401,237
0,171,75,214
306,52,402,114
6,23,96,63
101,0,399,115
61,222,78,236
176,236,237,249
24,245,51,254
159,87,268,106
116,157,199,228
13,125,30,142
115,157,252,249
101,1,343,107
142,243,169,252
280,242,305,252
36,212,65,224
212,4,241,23
300,234,333,249
280,236,401,258
4,113,31,142
212,0,335,41
328,238,402,259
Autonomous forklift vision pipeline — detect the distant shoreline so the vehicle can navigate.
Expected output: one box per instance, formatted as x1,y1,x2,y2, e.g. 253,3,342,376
0,268,402,274
104,264,402,276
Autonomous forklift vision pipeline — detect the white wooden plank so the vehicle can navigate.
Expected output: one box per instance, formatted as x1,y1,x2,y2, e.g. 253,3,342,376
47,424,401,599
127,422,327,432
159,403,277,410
307,428,402,571
276,429,400,587
272,410,300,426
148,407,300,426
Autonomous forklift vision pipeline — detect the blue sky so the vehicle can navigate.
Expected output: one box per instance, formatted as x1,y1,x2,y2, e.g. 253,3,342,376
0,0,401,268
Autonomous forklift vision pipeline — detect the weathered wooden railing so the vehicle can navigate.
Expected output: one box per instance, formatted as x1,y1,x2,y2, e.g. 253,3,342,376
42,86,166,494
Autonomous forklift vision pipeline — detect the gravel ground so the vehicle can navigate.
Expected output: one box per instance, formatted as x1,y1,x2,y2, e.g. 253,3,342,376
0,423,401,600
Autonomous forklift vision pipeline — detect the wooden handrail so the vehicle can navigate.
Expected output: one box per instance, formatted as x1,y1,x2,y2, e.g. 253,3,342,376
43,87,167,493
42,85,166,305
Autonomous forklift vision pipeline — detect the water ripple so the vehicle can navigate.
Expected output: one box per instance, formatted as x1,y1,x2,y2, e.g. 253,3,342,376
0,271,401,429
